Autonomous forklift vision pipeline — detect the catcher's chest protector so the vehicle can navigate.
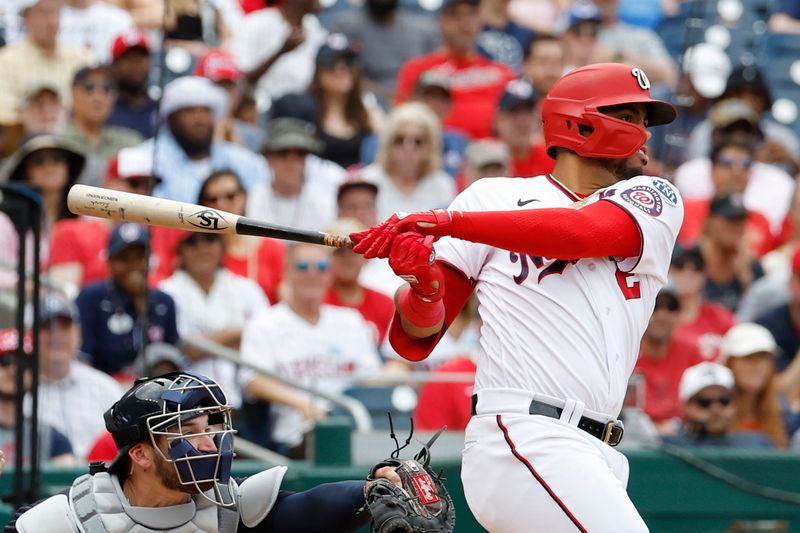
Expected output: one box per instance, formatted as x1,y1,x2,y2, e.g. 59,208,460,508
68,472,238,533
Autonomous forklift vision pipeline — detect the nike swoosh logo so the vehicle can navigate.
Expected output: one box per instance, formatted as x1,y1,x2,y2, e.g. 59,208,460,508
517,198,540,206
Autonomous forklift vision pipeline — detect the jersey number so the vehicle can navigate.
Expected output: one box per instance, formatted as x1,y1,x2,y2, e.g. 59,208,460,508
615,269,641,300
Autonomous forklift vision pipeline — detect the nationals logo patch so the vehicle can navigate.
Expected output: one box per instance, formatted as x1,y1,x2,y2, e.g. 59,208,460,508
652,179,678,206
621,186,663,217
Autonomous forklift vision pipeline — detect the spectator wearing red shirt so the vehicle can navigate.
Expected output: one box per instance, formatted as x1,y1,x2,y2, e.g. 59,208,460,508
49,145,163,292
493,78,554,178
324,218,394,345
634,288,703,428
670,246,736,361
394,0,515,139
414,356,476,431
678,138,776,256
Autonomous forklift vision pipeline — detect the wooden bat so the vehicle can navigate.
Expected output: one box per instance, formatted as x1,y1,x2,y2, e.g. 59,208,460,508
67,184,353,248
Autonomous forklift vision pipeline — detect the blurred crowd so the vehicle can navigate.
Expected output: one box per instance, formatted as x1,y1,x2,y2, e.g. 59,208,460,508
2,0,800,466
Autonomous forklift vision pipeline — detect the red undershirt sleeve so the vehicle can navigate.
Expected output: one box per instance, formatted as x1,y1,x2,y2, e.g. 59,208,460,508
449,200,642,259
388,261,475,362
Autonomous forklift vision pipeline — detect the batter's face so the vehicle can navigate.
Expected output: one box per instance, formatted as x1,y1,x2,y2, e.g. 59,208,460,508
595,103,650,182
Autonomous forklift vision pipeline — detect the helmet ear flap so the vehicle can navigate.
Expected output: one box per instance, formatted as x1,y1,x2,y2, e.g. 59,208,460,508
573,112,648,159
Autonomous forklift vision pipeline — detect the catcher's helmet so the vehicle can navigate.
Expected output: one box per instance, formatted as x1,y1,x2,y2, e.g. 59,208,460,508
541,63,677,159
104,372,236,506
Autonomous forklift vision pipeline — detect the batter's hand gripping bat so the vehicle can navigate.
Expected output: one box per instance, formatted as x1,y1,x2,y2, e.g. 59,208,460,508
67,184,353,248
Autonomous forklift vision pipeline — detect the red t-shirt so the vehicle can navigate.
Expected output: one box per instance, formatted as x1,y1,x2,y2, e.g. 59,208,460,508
674,301,736,361
224,239,285,304
511,143,555,178
395,51,515,139
49,218,111,286
324,286,395,344
634,336,703,423
86,432,118,463
679,198,776,256
414,357,476,431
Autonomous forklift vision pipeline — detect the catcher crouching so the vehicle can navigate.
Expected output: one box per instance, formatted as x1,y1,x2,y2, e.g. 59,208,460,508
5,372,455,533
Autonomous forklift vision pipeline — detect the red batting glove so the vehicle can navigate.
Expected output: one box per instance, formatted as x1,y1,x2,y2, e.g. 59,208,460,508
350,209,454,259
388,233,445,328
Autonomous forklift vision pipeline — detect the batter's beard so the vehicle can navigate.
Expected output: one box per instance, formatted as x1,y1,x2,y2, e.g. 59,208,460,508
602,158,644,182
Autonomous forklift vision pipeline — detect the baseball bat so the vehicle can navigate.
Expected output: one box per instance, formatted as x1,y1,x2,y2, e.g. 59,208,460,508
66,184,353,249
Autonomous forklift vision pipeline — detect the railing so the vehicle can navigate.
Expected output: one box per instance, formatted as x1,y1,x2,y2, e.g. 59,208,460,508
181,337,375,433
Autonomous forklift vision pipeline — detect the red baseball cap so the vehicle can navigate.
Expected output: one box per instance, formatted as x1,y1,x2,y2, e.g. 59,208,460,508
105,147,161,185
111,29,150,61
194,50,242,83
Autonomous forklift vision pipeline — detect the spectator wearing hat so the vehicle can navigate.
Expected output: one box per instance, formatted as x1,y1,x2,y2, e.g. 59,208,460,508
17,81,66,137
395,0,515,139
324,218,394,345
0,328,75,466
248,118,337,231
0,134,85,228
522,34,565,97
75,223,179,377
633,288,704,429
239,241,382,456
756,248,800,371
37,292,125,461
107,29,156,139
63,65,143,187
669,246,735,362
663,362,774,448
461,138,511,190
48,146,165,293
675,125,796,238
361,71,469,179
195,49,263,153
678,138,776,256
192,169,286,304
476,0,535,72
493,78,554,178
720,323,791,448
0,0,92,129
699,194,765,312
330,0,439,104
304,34,381,169
335,175,402,298
159,231,269,409
59,0,134,63
687,66,800,162
139,76,269,204
560,1,615,72
232,0,327,109
594,0,677,86
361,102,455,222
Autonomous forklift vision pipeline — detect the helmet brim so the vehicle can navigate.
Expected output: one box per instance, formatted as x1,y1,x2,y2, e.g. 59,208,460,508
645,100,678,127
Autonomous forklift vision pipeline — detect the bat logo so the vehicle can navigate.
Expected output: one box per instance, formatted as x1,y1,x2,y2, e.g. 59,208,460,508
187,209,230,231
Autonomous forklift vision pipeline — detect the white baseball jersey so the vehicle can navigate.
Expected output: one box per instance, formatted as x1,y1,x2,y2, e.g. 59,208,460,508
435,174,683,418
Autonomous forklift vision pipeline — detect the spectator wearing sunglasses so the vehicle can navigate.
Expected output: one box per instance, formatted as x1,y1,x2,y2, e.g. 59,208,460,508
361,102,455,222
239,242,382,457
720,323,790,448
679,138,775,256
675,103,796,236
632,288,703,432
159,231,269,409
63,65,143,187
663,362,774,449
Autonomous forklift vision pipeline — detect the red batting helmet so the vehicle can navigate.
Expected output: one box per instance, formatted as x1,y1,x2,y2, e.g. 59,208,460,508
541,63,677,159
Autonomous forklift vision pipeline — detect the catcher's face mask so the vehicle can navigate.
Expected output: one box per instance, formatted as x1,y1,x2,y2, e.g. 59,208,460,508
145,374,236,507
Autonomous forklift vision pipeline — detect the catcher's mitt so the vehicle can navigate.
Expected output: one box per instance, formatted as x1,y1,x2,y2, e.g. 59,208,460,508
365,424,455,533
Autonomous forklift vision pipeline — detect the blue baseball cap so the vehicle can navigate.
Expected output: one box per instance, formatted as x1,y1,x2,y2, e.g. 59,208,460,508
567,1,602,28
498,79,538,112
41,293,79,323
108,223,149,257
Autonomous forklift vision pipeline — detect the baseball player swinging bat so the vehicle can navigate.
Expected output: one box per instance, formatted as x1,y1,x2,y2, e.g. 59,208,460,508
67,184,353,249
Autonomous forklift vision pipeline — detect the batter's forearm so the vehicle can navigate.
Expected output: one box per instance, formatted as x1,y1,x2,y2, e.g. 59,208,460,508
449,200,641,259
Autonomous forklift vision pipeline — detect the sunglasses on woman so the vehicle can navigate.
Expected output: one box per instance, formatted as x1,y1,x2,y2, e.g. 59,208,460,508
294,259,330,273
202,190,242,204
393,135,425,148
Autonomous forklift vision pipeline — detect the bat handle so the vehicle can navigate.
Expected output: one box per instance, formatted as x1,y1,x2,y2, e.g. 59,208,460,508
323,234,354,249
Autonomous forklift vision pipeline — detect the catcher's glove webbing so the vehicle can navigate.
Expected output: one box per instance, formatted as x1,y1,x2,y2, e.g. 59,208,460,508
365,421,455,533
